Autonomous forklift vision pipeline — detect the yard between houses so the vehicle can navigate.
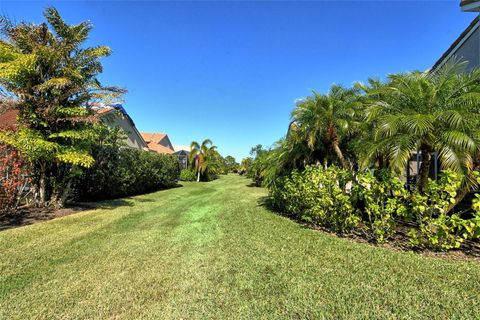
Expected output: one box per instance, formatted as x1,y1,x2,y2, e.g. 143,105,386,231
1,175,479,319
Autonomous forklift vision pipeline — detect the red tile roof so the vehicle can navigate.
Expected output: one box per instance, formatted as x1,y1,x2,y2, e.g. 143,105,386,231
141,132,175,154
146,142,175,154
141,133,167,144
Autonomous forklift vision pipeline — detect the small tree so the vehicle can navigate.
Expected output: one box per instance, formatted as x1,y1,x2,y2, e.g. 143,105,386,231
189,139,221,182
363,59,480,196
0,8,124,207
291,85,360,169
224,155,238,172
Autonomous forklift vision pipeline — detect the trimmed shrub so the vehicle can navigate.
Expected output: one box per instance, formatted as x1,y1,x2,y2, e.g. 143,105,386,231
75,147,180,201
270,167,480,250
407,171,480,250
180,168,197,181
271,166,359,233
351,170,409,243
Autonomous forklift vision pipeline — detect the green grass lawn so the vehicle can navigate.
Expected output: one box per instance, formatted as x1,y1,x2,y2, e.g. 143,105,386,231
1,175,479,319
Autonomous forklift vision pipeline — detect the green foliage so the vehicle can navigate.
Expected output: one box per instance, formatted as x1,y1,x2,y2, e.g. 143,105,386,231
0,7,124,207
407,170,480,250
189,139,225,181
238,157,252,175
76,146,180,201
291,85,360,169
352,170,408,243
271,166,359,233
271,167,480,250
358,59,480,190
223,155,238,173
180,168,197,182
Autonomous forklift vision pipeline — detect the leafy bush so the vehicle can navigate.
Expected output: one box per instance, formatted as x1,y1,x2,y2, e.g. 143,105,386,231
0,144,31,215
180,168,197,181
271,166,359,233
351,170,408,243
75,147,180,201
271,167,480,250
407,171,480,250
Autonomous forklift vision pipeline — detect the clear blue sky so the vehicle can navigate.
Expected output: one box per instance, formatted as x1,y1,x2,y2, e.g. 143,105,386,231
0,1,476,161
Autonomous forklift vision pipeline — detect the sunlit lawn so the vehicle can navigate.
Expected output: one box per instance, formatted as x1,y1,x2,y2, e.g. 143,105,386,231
1,175,479,319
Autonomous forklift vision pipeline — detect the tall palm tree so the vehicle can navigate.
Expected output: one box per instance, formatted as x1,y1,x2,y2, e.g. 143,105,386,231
291,85,360,169
365,59,480,193
189,139,217,182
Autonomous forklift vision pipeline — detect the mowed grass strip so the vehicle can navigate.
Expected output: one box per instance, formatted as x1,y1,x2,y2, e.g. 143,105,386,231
0,175,479,319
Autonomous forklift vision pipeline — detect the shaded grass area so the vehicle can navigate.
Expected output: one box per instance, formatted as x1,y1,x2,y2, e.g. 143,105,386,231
0,175,479,319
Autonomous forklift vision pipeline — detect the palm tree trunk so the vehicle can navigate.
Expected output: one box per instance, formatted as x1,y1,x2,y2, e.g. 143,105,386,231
197,170,201,182
332,140,349,169
417,146,432,192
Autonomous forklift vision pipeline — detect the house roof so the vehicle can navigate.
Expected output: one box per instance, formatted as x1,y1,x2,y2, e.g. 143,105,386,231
146,142,175,154
141,132,175,154
0,109,19,130
92,106,115,115
461,0,480,11
431,15,479,71
141,133,168,144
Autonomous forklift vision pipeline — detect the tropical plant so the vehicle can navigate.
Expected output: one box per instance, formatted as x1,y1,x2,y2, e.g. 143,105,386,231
351,170,409,242
271,166,359,233
180,168,197,181
0,7,124,207
361,59,480,196
189,139,220,182
223,155,238,172
291,85,360,169
407,170,480,250
239,157,253,175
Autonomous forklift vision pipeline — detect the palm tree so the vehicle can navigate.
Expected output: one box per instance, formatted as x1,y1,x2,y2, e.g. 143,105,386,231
291,85,360,169
365,59,480,193
189,139,217,182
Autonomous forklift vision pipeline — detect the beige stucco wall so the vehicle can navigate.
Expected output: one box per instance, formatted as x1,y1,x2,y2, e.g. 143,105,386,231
102,113,146,149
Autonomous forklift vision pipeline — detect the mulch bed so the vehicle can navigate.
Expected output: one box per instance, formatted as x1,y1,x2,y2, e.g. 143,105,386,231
0,205,90,231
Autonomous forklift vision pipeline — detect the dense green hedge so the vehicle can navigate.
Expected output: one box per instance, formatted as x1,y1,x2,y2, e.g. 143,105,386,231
75,147,180,200
180,168,197,181
270,166,480,250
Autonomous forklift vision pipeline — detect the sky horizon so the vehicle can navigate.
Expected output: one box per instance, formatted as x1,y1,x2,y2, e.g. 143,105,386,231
1,1,476,161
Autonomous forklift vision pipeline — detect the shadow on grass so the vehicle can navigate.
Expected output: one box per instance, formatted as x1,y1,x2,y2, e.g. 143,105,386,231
246,182,261,188
77,198,135,210
1,184,185,232
257,196,276,211
0,205,89,231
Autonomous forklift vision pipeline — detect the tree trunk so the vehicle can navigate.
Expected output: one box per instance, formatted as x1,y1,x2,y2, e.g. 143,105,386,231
417,146,432,192
332,140,349,169
38,166,47,207
54,181,72,209
197,170,201,182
